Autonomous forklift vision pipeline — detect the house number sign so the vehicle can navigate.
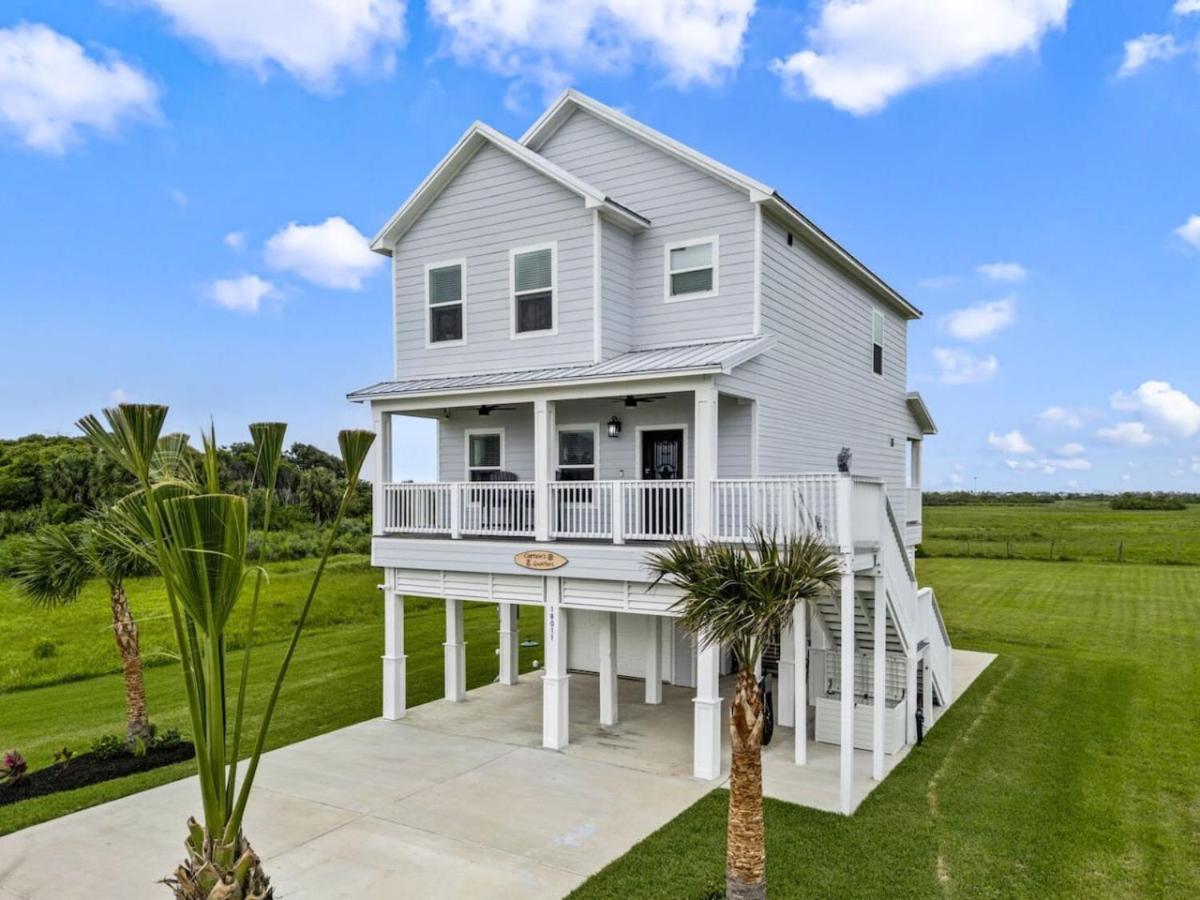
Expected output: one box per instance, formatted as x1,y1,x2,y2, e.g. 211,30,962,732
514,550,568,570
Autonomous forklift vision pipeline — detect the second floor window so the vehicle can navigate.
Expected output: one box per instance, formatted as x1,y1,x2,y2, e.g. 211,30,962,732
666,236,718,301
872,309,885,375
512,244,555,336
466,430,503,481
427,260,464,345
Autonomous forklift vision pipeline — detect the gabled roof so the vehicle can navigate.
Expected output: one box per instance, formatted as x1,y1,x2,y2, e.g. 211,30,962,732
370,121,648,254
522,90,921,321
907,392,938,435
348,336,773,402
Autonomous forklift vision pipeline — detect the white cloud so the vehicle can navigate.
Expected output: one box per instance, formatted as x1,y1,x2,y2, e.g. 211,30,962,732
1111,380,1200,438
1175,215,1200,251
109,388,130,405
1118,34,1182,78
1007,455,1091,474
0,23,159,154
210,274,277,313
918,274,959,289
933,347,999,384
948,472,964,485
770,0,1070,115
977,261,1028,282
264,216,383,290
138,0,406,92
1174,1,1200,16
989,429,1034,454
1097,421,1155,447
429,0,754,107
224,231,246,252
942,295,1016,341
1051,457,1091,471
1039,405,1085,429
169,187,189,207
1057,442,1085,456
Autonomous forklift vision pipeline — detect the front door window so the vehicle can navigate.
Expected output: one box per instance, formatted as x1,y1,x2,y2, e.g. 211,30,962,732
641,429,684,479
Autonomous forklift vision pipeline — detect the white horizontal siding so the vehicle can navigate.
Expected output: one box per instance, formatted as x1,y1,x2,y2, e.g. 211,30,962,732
718,212,912,518
393,143,594,377
537,109,755,347
600,218,634,357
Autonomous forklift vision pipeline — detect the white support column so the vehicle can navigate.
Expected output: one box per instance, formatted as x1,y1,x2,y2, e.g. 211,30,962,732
693,635,723,780
922,650,934,730
872,574,886,781
838,567,855,815
795,600,808,765
542,579,570,749
599,612,619,726
498,603,519,686
371,407,392,535
533,398,556,542
777,611,795,729
382,585,406,719
693,381,719,538
444,598,466,702
645,615,662,705
905,653,918,745
911,439,923,489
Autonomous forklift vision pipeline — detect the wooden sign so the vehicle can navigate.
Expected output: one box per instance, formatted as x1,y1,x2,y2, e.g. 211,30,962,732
514,550,568,571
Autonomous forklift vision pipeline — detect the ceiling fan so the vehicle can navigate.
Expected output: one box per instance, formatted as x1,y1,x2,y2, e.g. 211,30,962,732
477,404,517,416
614,394,667,408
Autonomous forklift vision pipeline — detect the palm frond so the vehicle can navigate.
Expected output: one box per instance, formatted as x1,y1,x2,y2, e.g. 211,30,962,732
77,404,169,483
12,524,92,607
338,429,375,483
158,493,249,637
249,422,287,491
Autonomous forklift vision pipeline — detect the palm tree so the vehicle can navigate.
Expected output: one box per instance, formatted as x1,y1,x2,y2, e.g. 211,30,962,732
647,530,840,900
78,403,372,899
14,515,155,745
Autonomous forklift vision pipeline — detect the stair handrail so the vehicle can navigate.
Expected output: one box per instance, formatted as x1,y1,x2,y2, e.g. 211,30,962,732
884,495,916,583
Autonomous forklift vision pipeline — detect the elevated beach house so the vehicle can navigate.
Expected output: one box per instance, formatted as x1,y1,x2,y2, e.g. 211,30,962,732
349,91,949,814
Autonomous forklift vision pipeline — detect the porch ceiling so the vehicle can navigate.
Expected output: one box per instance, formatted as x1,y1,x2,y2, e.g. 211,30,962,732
347,336,772,403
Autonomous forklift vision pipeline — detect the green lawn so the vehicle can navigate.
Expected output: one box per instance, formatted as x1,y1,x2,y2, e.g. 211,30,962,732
921,500,1200,565
0,557,543,836
571,558,1200,898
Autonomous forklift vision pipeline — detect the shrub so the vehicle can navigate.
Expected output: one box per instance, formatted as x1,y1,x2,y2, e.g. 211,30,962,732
1110,492,1187,511
90,734,127,760
53,747,74,766
1,750,27,785
31,638,57,660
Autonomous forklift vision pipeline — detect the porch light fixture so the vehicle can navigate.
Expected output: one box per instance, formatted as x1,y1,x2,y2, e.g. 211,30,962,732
607,415,622,439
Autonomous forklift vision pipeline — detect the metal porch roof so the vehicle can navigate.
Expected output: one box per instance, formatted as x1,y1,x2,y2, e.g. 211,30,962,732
347,336,772,402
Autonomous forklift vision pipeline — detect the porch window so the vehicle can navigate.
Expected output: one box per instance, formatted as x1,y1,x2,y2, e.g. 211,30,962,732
466,430,503,482
665,236,718,301
427,260,465,345
512,244,555,335
872,309,884,376
557,426,596,481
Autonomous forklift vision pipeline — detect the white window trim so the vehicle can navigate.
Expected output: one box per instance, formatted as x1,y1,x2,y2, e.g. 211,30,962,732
463,427,505,481
664,235,719,303
425,258,467,349
634,423,689,479
556,422,600,480
509,241,558,339
871,307,885,376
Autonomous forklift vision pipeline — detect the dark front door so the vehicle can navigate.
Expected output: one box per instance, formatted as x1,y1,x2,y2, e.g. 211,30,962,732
641,429,684,480
640,429,684,536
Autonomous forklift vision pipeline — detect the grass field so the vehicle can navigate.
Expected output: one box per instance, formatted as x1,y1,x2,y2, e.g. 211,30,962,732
921,500,1200,565
572,558,1200,898
0,557,544,836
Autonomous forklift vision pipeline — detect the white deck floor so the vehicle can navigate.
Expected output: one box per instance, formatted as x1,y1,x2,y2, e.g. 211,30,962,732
0,649,993,899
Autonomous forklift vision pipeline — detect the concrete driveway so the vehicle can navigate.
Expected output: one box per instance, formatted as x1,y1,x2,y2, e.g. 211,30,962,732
0,675,710,900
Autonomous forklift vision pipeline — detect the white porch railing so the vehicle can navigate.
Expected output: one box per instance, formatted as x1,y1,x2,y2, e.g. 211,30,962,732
904,487,922,524
382,474,848,545
622,480,694,541
712,476,841,545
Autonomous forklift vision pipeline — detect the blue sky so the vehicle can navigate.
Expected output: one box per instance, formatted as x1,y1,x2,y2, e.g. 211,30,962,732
1,1,1198,490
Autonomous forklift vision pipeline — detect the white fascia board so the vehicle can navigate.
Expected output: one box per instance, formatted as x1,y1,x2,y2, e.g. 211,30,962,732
906,392,938,435
521,90,774,200
369,120,630,254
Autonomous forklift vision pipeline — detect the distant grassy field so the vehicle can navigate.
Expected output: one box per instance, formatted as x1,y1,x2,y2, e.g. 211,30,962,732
0,557,544,835
573,558,1200,898
921,500,1200,565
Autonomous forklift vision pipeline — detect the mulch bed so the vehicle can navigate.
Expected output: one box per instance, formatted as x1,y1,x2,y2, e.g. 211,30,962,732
0,742,195,806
